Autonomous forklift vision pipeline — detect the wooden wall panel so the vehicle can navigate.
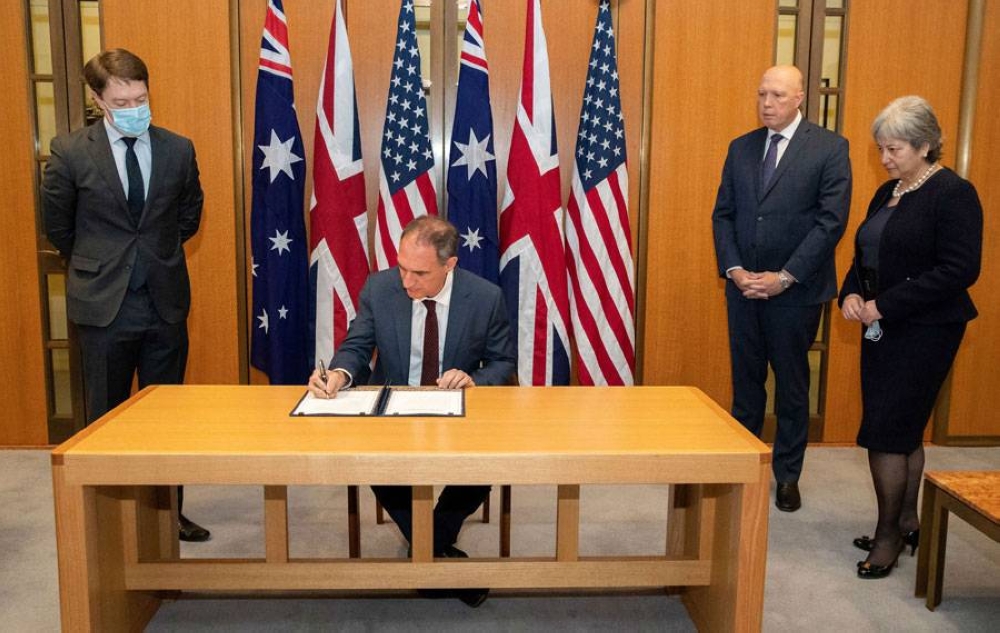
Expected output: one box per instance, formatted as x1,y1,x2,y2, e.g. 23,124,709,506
824,0,968,443
948,1,1000,439
639,2,773,409
103,0,241,385
0,3,48,445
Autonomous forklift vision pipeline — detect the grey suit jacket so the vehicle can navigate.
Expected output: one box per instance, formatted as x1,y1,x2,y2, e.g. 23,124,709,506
331,267,516,387
43,122,203,326
712,119,852,305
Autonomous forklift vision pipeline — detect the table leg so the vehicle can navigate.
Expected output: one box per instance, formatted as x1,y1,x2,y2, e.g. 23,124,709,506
683,461,769,632
52,464,161,631
923,481,950,610
411,486,434,563
556,485,580,561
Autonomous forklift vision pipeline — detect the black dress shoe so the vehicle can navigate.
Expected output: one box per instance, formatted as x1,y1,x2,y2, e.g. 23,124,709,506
857,555,899,579
775,482,801,512
178,514,211,542
437,545,489,607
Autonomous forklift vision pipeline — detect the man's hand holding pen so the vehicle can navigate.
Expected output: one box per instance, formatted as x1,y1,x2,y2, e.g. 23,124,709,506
308,361,348,399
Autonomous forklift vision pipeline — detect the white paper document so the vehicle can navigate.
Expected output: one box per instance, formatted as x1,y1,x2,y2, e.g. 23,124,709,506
381,389,464,416
291,390,381,416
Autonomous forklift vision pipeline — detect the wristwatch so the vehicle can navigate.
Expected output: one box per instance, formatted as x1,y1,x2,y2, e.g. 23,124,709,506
777,271,792,290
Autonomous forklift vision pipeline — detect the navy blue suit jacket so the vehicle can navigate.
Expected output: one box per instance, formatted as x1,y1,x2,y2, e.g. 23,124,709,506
839,168,981,325
43,122,203,326
712,119,852,305
331,267,516,387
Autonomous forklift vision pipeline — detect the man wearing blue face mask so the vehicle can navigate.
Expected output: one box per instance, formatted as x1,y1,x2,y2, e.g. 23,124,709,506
43,49,209,542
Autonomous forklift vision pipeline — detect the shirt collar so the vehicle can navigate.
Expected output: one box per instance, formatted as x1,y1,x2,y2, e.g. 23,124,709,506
103,117,150,146
769,110,803,140
414,269,455,308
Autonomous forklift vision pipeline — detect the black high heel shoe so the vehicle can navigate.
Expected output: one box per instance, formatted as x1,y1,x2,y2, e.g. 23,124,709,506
853,529,920,556
857,555,899,579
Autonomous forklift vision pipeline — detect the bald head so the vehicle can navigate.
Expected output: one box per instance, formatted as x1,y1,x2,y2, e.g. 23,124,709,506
757,65,804,131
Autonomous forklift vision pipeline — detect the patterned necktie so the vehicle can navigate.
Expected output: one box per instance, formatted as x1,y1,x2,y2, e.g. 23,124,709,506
761,133,783,189
421,299,439,386
122,137,145,223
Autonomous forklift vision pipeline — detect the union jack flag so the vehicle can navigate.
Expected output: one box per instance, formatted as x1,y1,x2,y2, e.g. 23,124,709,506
374,0,437,271
250,0,311,384
565,0,635,385
309,0,369,366
499,0,571,386
447,0,498,284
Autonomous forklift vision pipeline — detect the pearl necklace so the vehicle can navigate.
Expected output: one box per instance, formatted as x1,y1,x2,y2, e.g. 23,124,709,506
892,163,939,198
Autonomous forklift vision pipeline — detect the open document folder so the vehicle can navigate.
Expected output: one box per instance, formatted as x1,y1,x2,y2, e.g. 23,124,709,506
291,385,465,417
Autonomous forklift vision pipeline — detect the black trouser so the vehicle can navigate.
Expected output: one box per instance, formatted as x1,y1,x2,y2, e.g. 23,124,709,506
726,285,822,483
372,485,491,553
77,287,189,513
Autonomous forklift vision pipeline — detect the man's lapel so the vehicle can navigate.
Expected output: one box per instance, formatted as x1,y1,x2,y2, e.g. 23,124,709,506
760,120,812,201
143,127,168,224
442,272,470,369
85,122,130,214
389,274,413,375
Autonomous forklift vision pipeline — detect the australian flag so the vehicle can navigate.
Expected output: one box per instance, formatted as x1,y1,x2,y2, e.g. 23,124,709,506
447,0,498,284
249,0,311,384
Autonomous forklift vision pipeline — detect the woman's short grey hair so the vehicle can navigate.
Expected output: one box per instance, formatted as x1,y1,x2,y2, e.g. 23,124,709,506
871,96,943,162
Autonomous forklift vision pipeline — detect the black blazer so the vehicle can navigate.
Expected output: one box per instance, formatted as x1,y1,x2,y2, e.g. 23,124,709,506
839,168,982,325
713,119,852,305
331,267,516,387
43,122,203,327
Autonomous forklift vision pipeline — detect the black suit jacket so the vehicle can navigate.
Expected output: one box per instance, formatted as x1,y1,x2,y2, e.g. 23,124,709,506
331,267,516,387
839,168,981,325
43,122,203,326
712,119,852,305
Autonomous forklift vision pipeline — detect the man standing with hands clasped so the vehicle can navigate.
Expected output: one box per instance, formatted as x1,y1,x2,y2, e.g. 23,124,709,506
43,49,210,541
712,65,852,512
308,215,515,607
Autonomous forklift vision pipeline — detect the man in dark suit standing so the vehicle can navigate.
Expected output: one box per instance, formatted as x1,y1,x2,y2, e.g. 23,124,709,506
308,215,515,606
43,49,209,541
712,65,851,512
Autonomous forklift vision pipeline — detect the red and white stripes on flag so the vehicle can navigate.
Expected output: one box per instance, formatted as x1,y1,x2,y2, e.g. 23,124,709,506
309,0,369,364
373,0,438,270
499,0,572,386
565,0,635,385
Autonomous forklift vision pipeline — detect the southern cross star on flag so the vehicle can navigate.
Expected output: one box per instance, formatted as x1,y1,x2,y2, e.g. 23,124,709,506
447,0,499,284
249,0,311,384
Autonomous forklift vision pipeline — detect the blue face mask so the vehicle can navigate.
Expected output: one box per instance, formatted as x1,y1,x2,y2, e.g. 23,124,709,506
109,103,151,137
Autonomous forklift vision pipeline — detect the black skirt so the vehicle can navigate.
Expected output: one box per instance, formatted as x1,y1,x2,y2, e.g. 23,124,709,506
857,320,967,454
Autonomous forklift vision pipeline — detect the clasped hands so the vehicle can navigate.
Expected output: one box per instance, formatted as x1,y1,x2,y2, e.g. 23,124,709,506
840,293,883,326
730,269,787,299
307,368,476,399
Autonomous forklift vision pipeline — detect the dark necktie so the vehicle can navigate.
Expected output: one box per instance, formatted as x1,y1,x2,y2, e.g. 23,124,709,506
123,137,144,223
761,133,783,189
421,299,439,386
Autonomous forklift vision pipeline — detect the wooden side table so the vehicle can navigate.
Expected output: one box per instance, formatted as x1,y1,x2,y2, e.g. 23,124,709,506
915,470,1000,610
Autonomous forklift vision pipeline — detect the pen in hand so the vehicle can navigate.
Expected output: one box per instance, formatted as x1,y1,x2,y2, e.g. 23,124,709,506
318,360,329,397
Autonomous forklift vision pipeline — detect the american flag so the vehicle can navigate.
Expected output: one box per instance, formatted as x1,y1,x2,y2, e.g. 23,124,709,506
447,0,498,284
309,0,369,367
565,0,635,385
499,0,571,386
249,0,311,384
374,0,437,271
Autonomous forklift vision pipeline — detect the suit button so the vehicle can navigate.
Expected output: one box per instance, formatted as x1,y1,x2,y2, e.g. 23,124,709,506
757,216,764,221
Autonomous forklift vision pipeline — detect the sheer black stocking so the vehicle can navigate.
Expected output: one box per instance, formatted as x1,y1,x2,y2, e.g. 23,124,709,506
866,450,906,567
899,444,924,534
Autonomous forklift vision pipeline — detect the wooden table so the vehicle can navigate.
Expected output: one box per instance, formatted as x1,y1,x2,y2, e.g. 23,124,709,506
52,385,771,631
915,470,1000,610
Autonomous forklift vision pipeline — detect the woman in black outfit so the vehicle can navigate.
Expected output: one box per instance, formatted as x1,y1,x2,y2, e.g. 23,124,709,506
839,96,983,579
